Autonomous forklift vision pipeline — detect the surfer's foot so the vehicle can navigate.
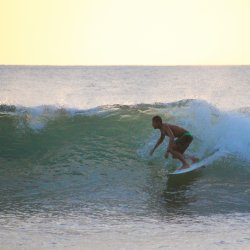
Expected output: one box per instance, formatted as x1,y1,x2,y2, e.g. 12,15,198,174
178,164,190,170
191,157,199,164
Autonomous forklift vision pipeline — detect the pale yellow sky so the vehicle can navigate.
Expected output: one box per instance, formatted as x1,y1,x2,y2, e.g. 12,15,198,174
0,0,250,65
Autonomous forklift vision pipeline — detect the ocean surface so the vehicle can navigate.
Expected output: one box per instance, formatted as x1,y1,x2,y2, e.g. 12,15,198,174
0,65,250,249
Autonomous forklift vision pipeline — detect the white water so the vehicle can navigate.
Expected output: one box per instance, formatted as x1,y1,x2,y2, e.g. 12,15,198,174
1,213,250,249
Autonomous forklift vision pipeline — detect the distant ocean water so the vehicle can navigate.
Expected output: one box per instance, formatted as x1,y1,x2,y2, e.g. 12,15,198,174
0,65,250,249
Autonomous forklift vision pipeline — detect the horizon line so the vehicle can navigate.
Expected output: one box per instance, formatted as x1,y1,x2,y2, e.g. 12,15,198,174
1,64,250,67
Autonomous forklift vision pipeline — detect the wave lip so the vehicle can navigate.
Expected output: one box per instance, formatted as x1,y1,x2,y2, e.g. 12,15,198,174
0,104,16,112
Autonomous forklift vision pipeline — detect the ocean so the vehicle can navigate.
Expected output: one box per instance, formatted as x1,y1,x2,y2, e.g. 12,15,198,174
0,65,250,249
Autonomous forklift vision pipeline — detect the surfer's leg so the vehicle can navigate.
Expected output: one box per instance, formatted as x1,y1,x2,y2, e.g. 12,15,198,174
176,135,199,164
168,146,190,169
169,136,193,169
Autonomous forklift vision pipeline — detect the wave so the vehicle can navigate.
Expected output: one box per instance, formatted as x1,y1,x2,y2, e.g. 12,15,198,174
1,99,250,165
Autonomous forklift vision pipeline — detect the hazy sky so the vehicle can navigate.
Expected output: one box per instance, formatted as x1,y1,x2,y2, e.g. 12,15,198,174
1,0,250,65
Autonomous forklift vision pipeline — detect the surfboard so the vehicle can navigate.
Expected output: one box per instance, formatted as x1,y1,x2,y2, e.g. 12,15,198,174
167,150,222,177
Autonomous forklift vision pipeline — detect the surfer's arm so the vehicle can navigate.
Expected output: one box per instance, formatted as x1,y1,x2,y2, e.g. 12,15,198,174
150,133,165,155
165,126,175,152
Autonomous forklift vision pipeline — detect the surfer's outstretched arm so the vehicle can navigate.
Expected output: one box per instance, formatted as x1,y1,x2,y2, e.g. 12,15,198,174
150,133,165,155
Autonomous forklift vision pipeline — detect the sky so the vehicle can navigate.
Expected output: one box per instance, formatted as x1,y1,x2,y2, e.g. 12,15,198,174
0,0,250,65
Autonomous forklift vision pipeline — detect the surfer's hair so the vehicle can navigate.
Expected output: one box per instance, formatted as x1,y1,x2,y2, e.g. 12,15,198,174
152,115,162,124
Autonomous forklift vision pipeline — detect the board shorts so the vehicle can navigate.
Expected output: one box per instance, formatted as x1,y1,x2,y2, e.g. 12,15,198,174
174,132,193,154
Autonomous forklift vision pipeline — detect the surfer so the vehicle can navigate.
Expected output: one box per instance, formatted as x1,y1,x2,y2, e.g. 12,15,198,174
150,115,199,169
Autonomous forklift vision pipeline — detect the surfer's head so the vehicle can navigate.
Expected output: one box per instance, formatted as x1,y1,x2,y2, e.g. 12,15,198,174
152,115,162,129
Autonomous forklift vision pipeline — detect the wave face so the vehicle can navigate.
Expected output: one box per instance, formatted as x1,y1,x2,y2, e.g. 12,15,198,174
1,66,250,249
0,100,250,216
1,99,250,162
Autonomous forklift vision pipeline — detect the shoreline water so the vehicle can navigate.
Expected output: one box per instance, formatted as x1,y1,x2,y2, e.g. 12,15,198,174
1,214,250,249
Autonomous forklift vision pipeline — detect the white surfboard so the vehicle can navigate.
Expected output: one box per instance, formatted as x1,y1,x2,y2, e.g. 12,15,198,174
167,150,223,177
